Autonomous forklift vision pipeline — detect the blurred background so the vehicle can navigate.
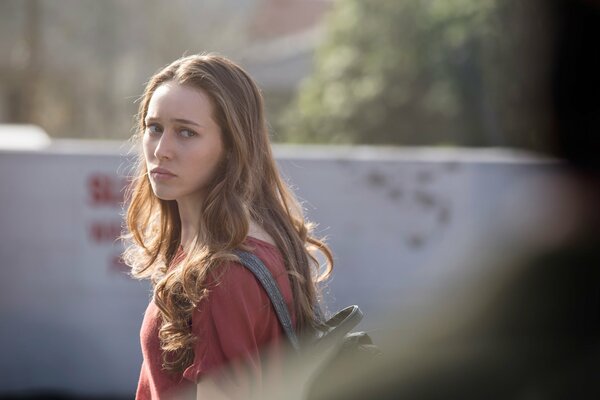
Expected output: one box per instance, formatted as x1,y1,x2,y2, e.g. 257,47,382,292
1,0,598,399
1,0,553,150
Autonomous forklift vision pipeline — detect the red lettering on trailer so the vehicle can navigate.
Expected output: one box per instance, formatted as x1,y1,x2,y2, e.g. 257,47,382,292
89,220,122,243
88,174,129,207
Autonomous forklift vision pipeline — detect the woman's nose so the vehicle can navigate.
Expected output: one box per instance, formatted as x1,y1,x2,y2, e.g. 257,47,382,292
154,131,175,160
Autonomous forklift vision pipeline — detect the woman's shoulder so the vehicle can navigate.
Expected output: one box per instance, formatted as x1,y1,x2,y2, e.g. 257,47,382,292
196,238,288,318
247,220,277,247
208,236,289,297
242,236,287,277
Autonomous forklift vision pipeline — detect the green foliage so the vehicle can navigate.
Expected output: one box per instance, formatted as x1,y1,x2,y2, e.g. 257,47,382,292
282,0,547,148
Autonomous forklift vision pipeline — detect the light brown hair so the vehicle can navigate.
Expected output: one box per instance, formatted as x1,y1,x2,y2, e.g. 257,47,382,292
123,53,333,372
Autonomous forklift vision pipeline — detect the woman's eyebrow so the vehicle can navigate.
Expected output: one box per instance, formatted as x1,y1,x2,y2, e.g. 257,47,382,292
144,117,207,129
171,118,206,128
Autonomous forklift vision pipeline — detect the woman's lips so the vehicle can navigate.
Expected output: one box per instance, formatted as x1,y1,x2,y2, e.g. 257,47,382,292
150,167,176,180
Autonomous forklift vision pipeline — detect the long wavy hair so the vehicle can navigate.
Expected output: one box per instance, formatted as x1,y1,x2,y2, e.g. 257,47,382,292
122,53,333,373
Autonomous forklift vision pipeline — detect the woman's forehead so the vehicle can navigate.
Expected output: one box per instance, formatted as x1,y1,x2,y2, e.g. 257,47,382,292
146,82,214,121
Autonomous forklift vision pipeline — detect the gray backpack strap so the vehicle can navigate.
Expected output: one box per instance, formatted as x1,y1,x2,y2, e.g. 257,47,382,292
234,250,300,351
314,303,326,324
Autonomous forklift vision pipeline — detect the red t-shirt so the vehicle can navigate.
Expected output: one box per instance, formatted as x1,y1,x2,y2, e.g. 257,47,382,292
136,237,295,399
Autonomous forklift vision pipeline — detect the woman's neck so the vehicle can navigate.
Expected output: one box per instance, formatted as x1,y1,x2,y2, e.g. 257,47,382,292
176,196,277,250
177,197,202,252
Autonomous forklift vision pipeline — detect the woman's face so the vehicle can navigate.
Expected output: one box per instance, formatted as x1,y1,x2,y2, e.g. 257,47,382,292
143,82,225,204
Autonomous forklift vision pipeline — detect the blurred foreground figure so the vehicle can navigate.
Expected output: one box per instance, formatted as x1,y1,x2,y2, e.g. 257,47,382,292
298,0,600,399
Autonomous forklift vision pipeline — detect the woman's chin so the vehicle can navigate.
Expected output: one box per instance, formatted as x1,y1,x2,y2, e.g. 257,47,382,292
152,189,177,201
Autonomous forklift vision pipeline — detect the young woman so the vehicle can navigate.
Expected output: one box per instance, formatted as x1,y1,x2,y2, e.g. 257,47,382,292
122,54,333,399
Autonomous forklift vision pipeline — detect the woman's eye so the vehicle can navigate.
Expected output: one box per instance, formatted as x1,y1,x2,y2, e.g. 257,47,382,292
146,124,162,135
179,129,197,138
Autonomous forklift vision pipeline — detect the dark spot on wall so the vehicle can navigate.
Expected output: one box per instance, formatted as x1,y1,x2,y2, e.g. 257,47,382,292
444,161,461,173
366,170,387,188
438,205,451,225
416,169,434,184
407,234,424,249
414,190,436,209
337,159,352,168
388,187,404,201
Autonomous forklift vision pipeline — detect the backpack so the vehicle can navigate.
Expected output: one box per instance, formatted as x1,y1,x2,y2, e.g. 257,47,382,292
234,250,381,399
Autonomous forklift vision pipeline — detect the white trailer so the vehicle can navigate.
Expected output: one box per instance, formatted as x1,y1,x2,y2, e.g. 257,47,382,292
0,125,558,397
